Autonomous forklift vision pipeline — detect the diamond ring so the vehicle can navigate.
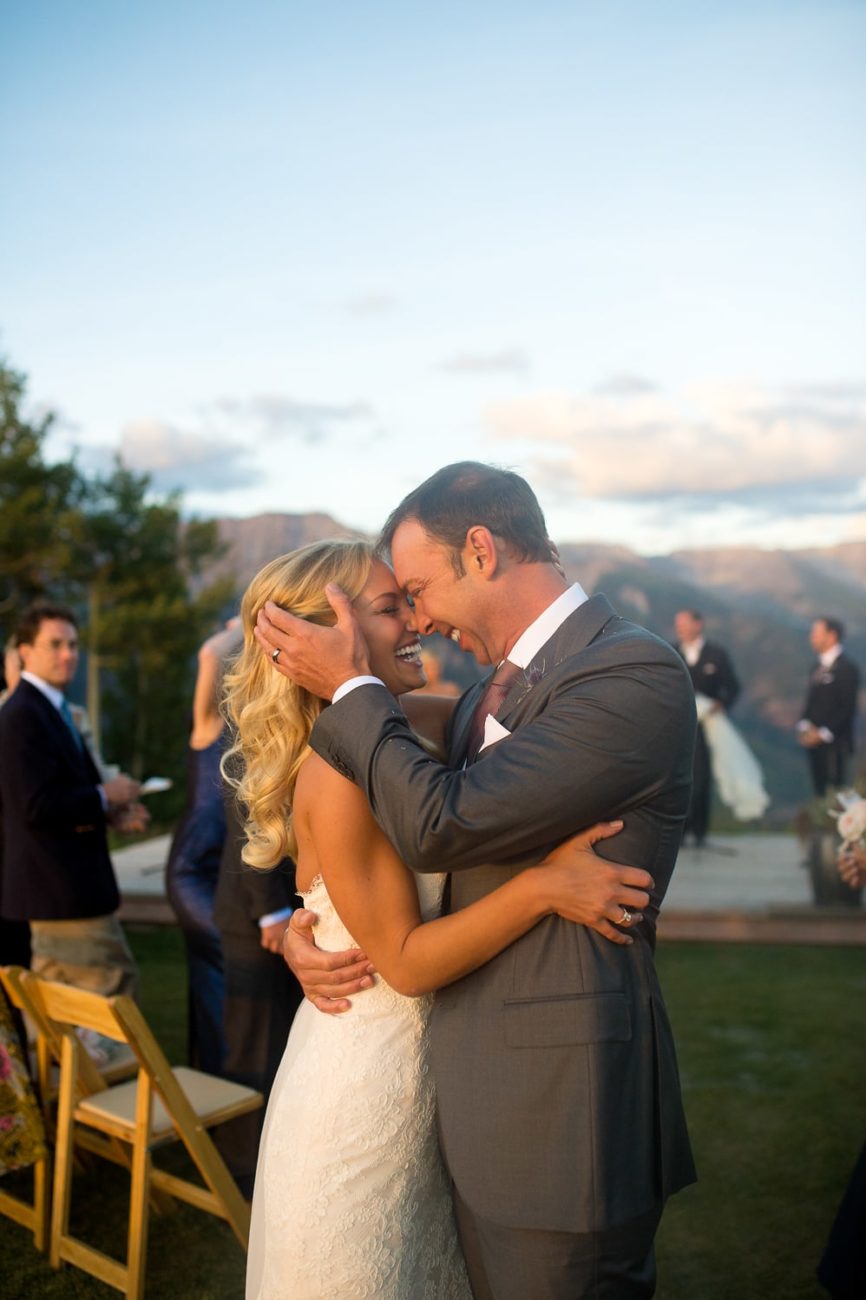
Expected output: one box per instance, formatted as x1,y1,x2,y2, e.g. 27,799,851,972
271,647,281,664
619,906,633,925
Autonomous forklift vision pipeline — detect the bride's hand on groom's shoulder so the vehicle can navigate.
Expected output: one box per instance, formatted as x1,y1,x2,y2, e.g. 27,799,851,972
283,908,377,1015
539,822,654,946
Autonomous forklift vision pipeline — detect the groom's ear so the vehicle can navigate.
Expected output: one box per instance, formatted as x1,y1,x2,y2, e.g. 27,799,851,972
463,526,498,579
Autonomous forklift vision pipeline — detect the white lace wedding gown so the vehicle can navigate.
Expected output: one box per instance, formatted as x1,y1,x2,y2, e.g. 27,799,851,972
245,871,471,1299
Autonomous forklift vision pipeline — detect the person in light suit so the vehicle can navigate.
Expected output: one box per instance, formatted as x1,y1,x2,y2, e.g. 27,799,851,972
260,462,697,1299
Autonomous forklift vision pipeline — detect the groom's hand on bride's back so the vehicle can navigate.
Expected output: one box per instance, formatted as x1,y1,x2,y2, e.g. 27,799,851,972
255,585,373,700
283,908,377,1015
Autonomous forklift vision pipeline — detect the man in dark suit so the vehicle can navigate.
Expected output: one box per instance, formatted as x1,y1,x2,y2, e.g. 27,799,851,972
0,601,142,996
798,617,860,796
674,609,741,846
213,789,303,1196
259,463,696,1299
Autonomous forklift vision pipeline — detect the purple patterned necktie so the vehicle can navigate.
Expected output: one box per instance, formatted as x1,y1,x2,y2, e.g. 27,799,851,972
465,659,522,762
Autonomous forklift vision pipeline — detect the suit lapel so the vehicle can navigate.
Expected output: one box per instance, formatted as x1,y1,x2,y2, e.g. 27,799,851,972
453,593,622,758
449,675,492,767
23,680,93,770
497,593,620,718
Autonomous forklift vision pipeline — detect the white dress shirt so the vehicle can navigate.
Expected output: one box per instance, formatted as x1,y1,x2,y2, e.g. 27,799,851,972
679,636,705,668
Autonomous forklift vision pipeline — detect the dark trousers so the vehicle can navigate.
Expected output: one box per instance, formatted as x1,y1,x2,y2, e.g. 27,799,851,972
215,931,303,1196
454,1186,662,1300
685,725,711,844
809,742,850,798
181,926,226,1075
818,1141,866,1299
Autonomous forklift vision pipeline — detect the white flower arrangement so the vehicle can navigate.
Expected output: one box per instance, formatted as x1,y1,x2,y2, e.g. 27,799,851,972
830,789,866,850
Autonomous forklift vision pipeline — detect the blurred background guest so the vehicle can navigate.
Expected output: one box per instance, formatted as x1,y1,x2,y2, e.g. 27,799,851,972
0,636,21,708
0,601,142,999
213,787,302,1197
798,618,860,796
0,635,30,973
674,608,741,846
164,620,242,1074
413,647,461,697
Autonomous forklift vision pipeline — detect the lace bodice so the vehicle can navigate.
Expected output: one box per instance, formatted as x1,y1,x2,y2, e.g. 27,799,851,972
247,870,470,1299
296,870,445,1022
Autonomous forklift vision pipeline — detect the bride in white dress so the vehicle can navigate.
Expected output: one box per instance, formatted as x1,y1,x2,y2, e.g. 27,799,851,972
223,539,629,1300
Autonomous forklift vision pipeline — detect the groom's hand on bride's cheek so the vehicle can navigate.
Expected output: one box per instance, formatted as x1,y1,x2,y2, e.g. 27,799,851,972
255,587,373,699
283,909,377,1016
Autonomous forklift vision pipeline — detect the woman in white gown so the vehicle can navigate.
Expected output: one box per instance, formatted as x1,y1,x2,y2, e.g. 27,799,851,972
223,539,629,1300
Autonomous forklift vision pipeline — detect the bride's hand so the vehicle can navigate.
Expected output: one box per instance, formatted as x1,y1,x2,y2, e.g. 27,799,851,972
538,821,654,946
282,908,377,1015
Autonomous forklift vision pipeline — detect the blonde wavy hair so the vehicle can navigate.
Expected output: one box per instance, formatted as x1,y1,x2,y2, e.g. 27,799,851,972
221,539,375,869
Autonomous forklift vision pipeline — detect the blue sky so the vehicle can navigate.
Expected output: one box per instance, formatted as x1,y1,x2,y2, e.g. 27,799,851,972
2,1,865,553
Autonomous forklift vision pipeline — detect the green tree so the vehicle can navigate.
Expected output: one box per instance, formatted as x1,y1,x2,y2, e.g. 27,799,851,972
0,355,84,614
1,351,237,813
75,462,234,797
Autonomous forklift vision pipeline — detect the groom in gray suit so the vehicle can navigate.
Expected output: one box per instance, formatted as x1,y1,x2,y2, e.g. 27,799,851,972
258,463,696,1298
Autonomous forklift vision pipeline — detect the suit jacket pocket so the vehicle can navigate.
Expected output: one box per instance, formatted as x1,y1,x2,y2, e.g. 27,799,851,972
503,991,631,1048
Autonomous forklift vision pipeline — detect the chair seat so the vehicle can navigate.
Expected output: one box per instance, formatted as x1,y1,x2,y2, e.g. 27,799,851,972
76,1066,260,1139
75,1066,257,1138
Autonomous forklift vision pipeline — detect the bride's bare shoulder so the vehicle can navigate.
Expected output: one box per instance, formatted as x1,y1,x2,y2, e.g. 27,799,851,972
295,751,370,824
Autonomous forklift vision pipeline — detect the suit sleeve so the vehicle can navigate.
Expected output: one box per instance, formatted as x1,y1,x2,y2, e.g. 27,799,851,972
822,658,860,739
310,647,696,873
240,858,299,921
715,647,740,710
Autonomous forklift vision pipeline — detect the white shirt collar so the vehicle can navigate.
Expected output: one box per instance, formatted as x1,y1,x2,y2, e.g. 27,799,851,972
21,670,65,711
506,583,589,670
680,636,705,667
819,644,843,668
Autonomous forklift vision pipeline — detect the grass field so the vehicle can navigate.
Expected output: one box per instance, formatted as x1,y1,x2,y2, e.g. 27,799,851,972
2,929,864,1298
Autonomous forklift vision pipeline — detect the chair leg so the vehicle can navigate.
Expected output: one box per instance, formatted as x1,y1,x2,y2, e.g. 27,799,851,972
125,1072,153,1300
50,1036,78,1270
33,1151,50,1252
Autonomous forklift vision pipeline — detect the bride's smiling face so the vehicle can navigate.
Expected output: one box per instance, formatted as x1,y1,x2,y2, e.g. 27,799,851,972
352,558,426,696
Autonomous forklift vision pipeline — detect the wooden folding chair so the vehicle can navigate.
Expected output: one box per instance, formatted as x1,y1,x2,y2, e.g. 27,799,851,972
0,964,138,1132
23,973,262,1299
0,976,49,1251
1,963,177,1228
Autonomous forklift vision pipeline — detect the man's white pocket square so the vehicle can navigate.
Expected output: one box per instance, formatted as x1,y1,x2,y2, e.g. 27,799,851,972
479,717,511,753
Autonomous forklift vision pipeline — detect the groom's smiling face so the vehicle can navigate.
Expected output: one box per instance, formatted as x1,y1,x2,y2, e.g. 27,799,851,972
390,519,498,666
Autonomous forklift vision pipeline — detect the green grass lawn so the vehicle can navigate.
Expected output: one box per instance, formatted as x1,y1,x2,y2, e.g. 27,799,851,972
3,930,864,1298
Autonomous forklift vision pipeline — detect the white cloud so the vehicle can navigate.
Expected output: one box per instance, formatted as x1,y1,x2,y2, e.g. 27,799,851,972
484,378,866,501
116,420,260,491
439,347,530,376
592,374,658,397
207,395,373,444
344,292,399,317
101,391,377,494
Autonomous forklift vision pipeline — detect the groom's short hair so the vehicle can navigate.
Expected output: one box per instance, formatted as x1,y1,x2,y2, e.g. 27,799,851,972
379,462,551,569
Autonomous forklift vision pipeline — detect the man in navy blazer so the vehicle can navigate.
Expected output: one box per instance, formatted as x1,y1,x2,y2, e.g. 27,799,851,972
0,601,142,996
